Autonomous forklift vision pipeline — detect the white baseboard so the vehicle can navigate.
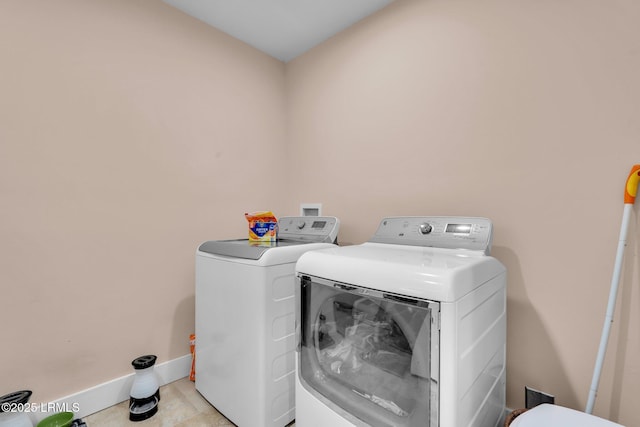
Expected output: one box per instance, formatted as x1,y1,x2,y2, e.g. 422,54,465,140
28,359,512,425
30,354,191,423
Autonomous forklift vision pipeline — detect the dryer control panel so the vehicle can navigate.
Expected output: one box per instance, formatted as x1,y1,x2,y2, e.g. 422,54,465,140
369,216,493,255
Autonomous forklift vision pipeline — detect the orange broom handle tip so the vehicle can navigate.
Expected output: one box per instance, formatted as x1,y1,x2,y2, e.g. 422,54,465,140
624,164,640,204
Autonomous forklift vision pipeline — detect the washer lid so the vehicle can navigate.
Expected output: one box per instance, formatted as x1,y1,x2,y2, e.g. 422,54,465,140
198,239,304,260
198,216,340,260
511,405,623,427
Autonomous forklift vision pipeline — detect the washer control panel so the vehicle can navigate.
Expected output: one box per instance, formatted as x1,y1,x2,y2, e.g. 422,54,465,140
369,216,493,254
278,216,340,243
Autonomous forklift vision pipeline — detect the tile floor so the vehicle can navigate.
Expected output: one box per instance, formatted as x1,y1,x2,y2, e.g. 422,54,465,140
83,377,296,426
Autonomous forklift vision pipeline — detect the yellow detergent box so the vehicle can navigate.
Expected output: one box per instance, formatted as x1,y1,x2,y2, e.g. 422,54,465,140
245,211,278,243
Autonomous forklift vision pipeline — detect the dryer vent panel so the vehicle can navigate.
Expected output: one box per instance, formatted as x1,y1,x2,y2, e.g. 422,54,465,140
525,386,555,409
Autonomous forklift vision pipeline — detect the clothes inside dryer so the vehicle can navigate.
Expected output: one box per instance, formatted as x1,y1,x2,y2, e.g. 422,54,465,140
298,276,439,427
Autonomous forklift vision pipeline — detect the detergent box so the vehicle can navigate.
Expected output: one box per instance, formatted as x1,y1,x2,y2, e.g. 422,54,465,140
245,211,278,243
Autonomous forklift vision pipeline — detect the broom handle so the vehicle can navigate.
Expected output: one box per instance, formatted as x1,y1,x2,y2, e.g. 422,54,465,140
586,203,632,414
586,165,640,414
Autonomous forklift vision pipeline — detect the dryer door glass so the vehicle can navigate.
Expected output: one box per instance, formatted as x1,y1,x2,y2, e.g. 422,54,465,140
298,275,440,427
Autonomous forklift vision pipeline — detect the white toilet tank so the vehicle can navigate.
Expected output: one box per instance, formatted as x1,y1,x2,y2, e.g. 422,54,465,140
511,404,623,427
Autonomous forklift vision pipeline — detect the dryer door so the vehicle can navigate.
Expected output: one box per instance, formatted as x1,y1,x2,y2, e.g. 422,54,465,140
297,275,440,427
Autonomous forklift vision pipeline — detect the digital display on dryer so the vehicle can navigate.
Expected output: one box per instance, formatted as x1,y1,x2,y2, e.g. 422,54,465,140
311,221,326,229
446,223,472,234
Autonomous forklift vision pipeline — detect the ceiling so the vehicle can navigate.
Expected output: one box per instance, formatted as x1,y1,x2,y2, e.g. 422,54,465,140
162,0,395,62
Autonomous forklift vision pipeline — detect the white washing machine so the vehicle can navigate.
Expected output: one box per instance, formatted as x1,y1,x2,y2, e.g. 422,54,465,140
295,216,507,427
195,216,340,427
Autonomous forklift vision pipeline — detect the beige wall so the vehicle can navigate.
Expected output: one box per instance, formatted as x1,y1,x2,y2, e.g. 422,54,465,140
285,0,640,424
0,0,287,403
2,0,640,425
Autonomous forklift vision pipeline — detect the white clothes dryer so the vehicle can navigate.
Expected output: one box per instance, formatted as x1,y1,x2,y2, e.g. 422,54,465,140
295,217,506,427
195,216,339,427
510,404,623,427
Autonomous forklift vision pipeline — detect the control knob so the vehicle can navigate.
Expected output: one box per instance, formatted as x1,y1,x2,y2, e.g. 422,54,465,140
419,223,432,235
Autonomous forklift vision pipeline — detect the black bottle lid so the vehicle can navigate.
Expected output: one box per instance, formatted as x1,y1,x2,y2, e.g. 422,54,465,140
132,355,157,370
0,390,32,412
